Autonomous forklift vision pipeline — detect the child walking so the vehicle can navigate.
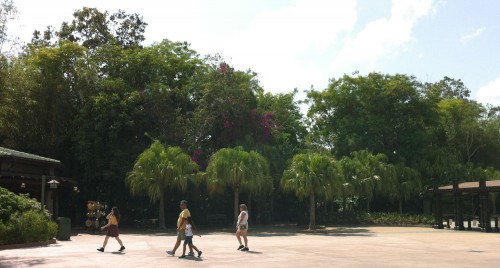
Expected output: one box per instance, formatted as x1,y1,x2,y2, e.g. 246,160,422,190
179,217,202,258
97,206,125,252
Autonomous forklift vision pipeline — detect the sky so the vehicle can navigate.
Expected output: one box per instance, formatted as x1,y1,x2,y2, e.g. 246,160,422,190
6,0,500,107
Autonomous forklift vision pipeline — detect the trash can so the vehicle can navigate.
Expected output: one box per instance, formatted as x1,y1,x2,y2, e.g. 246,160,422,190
57,217,71,240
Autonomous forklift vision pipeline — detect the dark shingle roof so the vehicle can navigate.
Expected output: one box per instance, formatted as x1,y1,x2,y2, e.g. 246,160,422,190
0,147,61,165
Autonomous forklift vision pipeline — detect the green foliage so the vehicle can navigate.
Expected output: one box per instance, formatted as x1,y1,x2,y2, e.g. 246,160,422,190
307,72,434,165
0,220,17,244
0,187,46,222
0,187,57,245
206,146,271,221
361,213,434,226
11,211,58,243
282,152,344,229
127,140,199,228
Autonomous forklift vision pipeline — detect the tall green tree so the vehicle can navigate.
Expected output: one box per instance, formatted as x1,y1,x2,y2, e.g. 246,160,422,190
307,72,435,165
391,164,421,213
205,146,271,222
190,61,262,153
0,0,17,53
340,150,394,212
127,140,198,228
281,152,344,230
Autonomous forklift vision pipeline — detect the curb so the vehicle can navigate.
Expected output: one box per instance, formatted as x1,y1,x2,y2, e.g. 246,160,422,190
0,239,57,251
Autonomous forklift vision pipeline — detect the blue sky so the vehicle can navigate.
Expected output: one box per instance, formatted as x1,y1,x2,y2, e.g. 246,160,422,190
6,0,500,106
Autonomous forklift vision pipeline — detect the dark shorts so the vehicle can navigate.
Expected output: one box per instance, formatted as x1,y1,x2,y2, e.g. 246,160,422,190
106,225,119,237
184,235,193,245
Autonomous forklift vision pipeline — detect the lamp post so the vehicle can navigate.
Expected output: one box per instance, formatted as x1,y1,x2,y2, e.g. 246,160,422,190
41,175,46,212
48,179,59,219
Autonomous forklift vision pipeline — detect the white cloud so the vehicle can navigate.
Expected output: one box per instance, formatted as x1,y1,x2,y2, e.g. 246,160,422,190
210,0,358,94
460,27,486,43
477,77,500,106
331,0,433,74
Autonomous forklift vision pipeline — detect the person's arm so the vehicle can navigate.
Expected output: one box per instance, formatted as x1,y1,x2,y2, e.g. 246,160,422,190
177,217,187,232
192,223,201,237
101,215,112,230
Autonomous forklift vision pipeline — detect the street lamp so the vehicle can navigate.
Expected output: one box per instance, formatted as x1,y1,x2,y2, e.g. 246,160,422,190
48,179,59,189
48,180,59,219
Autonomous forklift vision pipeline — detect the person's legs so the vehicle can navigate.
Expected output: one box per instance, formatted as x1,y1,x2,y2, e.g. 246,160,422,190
115,236,124,247
236,230,244,250
242,233,248,247
102,236,110,248
167,235,182,255
181,243,187,256
173,237,181,251
98,236,110,251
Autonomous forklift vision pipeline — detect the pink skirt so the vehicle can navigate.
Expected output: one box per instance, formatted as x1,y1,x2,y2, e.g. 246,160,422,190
106,225,119,237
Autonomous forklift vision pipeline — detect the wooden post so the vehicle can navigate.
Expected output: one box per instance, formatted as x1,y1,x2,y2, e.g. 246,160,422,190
479,178,492,232
453,180,465,230
433,179,444,229
41,175,46,212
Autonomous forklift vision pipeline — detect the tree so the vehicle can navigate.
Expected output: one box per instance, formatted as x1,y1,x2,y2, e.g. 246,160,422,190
391,164,421,213
340,150,394,212
127,140,198,228
281,152,344,230
190,61,262,153
0,0,17,53
205,147,271,222
307,72,435,165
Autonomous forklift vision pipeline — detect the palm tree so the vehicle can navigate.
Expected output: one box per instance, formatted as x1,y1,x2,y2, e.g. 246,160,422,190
340,150,393,212
281,152,344,230
392,164,422,213
127,140,199,228
206,147,271,223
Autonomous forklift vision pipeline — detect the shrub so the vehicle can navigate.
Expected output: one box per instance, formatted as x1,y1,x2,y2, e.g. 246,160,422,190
361,212,434,225
0,187,58,245
0,221,18,245
0,187,47,222
14,211,58,243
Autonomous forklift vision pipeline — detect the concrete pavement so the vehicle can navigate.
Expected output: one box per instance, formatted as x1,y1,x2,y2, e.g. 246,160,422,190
1,226,500,267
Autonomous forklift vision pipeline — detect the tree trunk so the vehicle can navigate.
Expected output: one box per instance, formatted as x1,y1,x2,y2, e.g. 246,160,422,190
248,195,252,223
159,192,166,229
366,199,370,213
309,193,316,230
399,198,403,214
234,187,240,224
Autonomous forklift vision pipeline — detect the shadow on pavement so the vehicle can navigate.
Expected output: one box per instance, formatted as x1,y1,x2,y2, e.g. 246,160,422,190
0,256,47,268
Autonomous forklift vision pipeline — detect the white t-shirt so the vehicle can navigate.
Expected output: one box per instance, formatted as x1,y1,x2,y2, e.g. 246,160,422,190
185,223,193,236
238,211,248,227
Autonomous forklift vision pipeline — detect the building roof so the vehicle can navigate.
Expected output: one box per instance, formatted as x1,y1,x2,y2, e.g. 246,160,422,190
0,147,61,165
435,180,500,193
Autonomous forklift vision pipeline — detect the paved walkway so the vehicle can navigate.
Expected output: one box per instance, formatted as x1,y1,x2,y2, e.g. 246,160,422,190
1,226,500,267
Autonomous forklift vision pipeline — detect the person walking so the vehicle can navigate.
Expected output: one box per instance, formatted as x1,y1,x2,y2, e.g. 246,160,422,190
166,200,194,256
236,204,249,251
179,217,202,258
97,206,125,252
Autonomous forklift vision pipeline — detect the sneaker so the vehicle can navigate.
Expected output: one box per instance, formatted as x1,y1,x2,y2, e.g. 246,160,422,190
166,250,175,256
178,255,186,259
198,251,203,257
97,247,104,252
118,246,125,252
187,251,194,256
237,245,244,250
241,247,249,251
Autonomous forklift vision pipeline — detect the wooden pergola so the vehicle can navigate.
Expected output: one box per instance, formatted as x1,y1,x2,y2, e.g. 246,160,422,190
0,146,76,219
432,179,500,232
